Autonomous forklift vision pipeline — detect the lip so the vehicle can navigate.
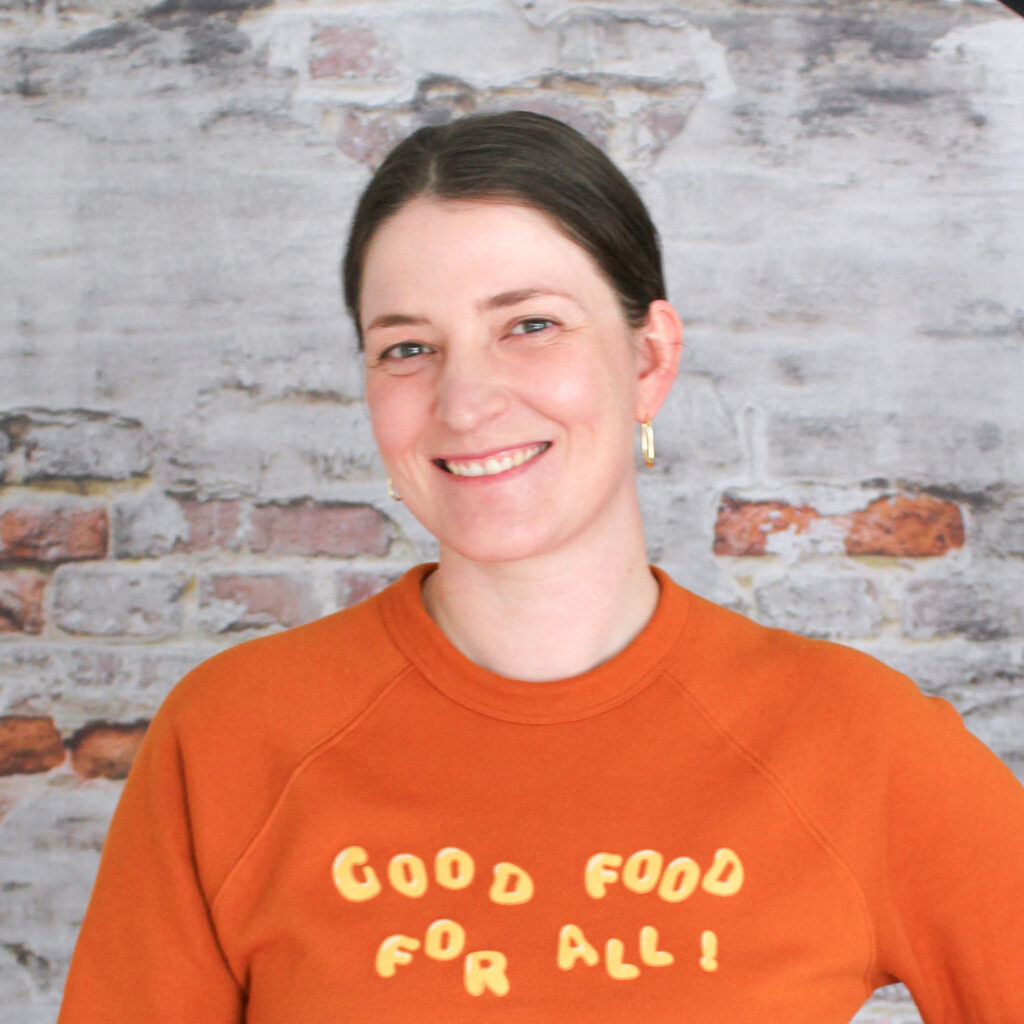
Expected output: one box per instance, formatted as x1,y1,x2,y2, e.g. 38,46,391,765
433,442,551,479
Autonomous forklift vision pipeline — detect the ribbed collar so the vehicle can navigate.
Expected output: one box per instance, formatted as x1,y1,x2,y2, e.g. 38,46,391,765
377,563,692,725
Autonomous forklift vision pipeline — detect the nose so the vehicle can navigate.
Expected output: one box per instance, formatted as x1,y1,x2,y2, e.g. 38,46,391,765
434,343,508,433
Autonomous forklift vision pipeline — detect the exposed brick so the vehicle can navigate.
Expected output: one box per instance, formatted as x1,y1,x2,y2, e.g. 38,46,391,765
715,493,965,558
0,500,108,564
713,497,822,556
178,498,244,552
640,100,690,159
113,495,245,557
112,493,243,558
53,566,186,638
755,575,884,639
0,571,46,634
0,717,65,776
840,495,964,556
200,572,320,632
336,109,407,168
334,568,403,609
249,501,391,558
310,23,394,81
17,409,151,481
68,721,147,780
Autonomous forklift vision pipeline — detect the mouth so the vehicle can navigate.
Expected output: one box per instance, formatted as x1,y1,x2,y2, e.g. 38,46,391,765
434,442,551,478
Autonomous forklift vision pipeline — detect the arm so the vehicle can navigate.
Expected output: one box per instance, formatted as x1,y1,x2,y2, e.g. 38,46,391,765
875,692,1024,1023
58,702,245,1022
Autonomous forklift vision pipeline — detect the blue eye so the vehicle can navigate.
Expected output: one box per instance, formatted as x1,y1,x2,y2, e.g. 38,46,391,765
382,342,431,360
511,318,554,335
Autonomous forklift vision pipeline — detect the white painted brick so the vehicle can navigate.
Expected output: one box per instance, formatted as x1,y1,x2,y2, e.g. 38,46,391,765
975,494,1024,558
12,409,150,482
1,3,1023,1020
0,644,215,729
902,574,1024,641
111,491,189,558
52,566,187,638
755,573,884,639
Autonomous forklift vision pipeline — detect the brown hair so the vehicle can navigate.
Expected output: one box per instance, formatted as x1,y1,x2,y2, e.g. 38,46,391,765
342,110,666,347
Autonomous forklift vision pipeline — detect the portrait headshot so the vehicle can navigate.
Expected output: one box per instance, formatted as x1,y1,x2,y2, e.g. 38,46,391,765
1,1,1023,1022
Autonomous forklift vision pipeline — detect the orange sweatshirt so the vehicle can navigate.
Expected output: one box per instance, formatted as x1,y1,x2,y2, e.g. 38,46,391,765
59,565,1024,1023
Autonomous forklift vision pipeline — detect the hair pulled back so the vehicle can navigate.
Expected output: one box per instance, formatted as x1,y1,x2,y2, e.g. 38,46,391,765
342,110,666,347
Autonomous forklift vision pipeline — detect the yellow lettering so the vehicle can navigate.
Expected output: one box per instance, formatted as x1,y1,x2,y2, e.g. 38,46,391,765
424,919,466,962
375,934,420,978
584,852,623,899
387,853,428,898
464,950,510,996
489,862,534,905
622,849,664,895
331,846,382,902
701,848,744,896
604,938,640,980
657,856,700,903
639,925,673,966
435,847,475,891
700,929,719,972
556,924,600,970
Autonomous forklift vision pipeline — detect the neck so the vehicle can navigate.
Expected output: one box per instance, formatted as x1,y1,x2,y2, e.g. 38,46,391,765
421,496,658,682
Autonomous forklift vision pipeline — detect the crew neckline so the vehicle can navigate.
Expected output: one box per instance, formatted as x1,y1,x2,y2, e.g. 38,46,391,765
377,563,692,724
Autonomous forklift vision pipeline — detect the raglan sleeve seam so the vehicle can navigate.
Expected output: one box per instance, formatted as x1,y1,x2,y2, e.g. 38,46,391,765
663,666,881,998
209,663,416,922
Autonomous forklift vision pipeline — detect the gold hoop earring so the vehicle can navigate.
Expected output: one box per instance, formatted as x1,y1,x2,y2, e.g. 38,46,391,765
387,478,402,502
640,420,655,468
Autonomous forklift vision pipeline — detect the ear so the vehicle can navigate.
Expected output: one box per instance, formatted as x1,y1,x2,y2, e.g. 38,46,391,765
633,299,683,422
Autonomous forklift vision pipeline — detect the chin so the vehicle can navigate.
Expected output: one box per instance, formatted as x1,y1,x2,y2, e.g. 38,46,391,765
436,524,565,566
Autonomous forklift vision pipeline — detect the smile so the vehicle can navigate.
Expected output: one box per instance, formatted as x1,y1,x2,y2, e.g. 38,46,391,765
437,443,550,478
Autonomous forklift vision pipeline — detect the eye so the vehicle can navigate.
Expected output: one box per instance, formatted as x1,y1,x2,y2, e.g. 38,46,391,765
509,317,556,336
379,341,433,361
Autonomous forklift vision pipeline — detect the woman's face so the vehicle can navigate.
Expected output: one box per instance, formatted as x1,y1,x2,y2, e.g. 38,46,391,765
359,197,654,566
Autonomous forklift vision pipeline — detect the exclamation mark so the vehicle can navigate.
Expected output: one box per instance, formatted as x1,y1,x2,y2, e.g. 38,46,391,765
699,930,718,972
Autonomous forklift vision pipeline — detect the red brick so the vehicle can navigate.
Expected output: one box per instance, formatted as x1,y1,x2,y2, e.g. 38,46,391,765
310,24,392,80
201,572,320,631
713,498,822,556
0,716,65,775
250,501,391,558
840,495,965,557
69,721,147,780
177,499,243,552
0,571,45,633
336,110,406,168
0,501,108,563
640,102,688,158
335,568,402,609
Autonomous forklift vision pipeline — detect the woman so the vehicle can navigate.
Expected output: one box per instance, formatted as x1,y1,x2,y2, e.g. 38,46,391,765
59,112,1024,1023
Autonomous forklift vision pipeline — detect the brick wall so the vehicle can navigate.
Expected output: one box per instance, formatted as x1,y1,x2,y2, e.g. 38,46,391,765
2,1,1022,1019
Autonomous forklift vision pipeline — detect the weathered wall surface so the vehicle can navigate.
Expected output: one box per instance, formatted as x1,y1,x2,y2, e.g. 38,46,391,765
1,0,1022,1019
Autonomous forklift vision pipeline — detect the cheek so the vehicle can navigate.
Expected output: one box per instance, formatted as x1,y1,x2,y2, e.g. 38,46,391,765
365,378,427,461
536,341,636,424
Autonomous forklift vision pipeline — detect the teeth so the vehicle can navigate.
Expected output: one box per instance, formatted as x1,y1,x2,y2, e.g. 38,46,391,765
444,444,546,478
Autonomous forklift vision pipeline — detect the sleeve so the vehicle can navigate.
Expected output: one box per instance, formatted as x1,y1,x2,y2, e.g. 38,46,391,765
57,699,246,1023
873,690,1024,1023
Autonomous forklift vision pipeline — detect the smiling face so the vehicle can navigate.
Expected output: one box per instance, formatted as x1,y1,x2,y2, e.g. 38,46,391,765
360,197,664,566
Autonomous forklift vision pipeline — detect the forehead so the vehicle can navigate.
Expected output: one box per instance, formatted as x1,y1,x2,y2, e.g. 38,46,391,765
359,198,614,316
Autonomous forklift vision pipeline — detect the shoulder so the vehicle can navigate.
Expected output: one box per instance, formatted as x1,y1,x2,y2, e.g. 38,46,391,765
134,569,418,900
663,580,948,753
163,583,409,745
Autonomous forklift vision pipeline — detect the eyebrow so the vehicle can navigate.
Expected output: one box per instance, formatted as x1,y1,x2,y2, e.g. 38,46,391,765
364,288,579,334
